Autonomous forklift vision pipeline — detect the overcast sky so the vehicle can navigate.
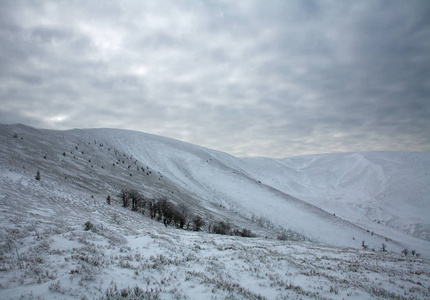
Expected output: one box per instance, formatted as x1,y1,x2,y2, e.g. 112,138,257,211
1,1,429,157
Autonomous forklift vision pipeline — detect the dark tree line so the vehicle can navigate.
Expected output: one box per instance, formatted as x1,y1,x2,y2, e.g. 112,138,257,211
209,221,231,235
117,188,255,237
208,221,255,237
119,189,205,231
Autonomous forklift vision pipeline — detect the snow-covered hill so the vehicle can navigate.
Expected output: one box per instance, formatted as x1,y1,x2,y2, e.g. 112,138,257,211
65,126,430,255
1,124,429,299
240,152,430,251
2,124,430,255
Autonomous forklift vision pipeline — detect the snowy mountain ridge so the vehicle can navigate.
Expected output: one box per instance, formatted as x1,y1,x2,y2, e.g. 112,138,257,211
1,123,430,299
74,126,430,253
2,124,430,255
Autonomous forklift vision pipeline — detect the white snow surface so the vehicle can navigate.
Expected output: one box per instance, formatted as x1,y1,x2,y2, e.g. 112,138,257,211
1,124,430,299
85,127,430,255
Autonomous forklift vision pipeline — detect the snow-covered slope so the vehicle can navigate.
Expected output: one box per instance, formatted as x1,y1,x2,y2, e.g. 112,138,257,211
78,127,430,256
241,152,430,241
1,124,430,299
1,124,429,257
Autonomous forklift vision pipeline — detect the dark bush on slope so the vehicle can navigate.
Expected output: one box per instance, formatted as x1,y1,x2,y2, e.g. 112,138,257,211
232,228,256,237
192,215,205,231
211,221,231,235
117,189,258,238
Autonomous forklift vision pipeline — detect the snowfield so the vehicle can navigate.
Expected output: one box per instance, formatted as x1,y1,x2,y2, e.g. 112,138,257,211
0,124,429,299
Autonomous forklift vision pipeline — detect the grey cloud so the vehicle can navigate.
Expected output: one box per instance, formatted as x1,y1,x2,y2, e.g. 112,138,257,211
28,26,75,46
0,0,429,157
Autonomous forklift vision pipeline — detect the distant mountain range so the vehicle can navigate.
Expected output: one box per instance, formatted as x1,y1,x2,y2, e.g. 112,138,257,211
2,123,428,257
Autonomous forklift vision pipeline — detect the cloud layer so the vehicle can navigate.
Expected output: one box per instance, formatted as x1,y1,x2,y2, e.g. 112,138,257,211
1,0,429,157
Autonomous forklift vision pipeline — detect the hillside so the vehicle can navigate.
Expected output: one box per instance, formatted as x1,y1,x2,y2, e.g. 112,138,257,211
0,124,429,299
240,152,430,250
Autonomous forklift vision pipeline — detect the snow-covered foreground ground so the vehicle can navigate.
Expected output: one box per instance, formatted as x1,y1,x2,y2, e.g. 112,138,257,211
0,173,429,299
1,124,430,299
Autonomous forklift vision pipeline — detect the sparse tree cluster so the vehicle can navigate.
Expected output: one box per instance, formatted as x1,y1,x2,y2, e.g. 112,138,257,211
401,248,420,257
117,188,255,237
231,228,256,237
207,221,255,237
120,189,145,212
210,221,231,235
118,189,195,229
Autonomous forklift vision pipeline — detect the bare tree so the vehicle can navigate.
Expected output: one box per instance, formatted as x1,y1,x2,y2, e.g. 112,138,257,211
174,203,190,229
147,199,157,219
192,215,205,231
120,189,129,208
129,190,143,212
212,221,231,235
158,198,175,226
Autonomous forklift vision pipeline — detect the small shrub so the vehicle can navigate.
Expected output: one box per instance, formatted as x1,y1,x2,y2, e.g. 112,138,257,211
211,221,231,235
277,233,289,241
232,228,256,237
48,280,70,294
84,221,94,231
329,285,339,295
101,284,160,299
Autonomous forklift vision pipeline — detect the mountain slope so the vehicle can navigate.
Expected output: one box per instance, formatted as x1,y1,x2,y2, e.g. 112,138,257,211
2,124,428,257
1,124,430,299
76,127,430,256
239,152,430,247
